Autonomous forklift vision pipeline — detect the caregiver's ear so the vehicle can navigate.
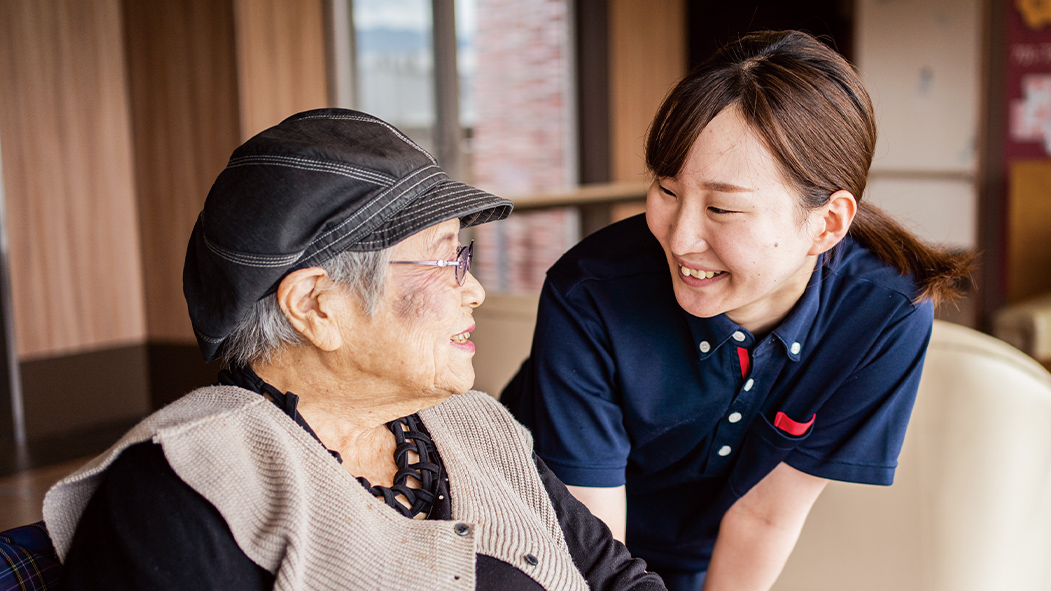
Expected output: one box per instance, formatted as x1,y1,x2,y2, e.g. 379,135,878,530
809,190,857,255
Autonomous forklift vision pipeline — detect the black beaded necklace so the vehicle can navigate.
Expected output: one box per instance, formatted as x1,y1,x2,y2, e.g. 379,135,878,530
355,414,451,519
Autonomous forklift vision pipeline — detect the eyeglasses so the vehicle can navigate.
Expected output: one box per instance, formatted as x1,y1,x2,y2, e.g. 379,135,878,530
389,240,474,286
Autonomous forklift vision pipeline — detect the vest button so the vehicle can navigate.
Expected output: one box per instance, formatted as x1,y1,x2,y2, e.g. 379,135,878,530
454,523,470,536
699,340,711,353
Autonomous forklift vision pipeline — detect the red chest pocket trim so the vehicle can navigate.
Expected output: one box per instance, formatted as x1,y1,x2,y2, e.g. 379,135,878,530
773,412,815,436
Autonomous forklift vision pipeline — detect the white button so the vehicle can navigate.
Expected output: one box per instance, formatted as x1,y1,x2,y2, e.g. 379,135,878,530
790,342,802,355
699,341,711,353
728,412,742,423
718,445,732,456
732,331,746,342
743,378,754,391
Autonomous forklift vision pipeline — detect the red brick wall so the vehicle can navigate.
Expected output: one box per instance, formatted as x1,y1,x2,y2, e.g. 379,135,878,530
470,0,578,293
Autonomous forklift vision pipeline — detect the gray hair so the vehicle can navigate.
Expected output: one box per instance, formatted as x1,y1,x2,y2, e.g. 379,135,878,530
220,246,394,367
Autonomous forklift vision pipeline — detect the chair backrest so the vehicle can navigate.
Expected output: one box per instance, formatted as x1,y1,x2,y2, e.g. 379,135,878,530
774,320,1051,591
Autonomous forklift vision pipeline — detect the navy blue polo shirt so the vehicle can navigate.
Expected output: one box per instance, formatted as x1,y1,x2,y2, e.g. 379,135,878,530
502,214,933,573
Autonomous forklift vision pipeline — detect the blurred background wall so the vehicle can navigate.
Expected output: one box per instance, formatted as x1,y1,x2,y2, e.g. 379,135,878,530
0,0,1046,457
0,0,330,450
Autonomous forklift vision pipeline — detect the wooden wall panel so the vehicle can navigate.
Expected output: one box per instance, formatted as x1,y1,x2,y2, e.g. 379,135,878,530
1006,161,1051,303
122,0,242,342
124,0,328,342
234,0,330,140
0,0,146,359
608,0,686,183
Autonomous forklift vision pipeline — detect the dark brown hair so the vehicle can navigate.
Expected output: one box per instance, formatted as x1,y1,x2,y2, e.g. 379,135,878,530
645,30,972,304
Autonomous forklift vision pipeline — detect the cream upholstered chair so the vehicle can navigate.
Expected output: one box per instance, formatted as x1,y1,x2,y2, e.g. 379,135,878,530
774,319,1051,591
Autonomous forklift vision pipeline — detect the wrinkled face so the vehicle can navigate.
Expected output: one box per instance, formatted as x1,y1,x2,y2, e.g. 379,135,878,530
338,219,483,399
646,106,821,334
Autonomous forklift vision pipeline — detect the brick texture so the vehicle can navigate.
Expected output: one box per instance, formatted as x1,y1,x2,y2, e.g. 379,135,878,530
470,0,578,293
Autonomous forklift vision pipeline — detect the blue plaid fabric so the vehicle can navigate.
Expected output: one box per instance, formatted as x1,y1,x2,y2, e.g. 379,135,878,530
0,521,61,591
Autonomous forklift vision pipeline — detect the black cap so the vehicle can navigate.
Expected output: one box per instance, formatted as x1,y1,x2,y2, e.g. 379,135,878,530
183,108,512,362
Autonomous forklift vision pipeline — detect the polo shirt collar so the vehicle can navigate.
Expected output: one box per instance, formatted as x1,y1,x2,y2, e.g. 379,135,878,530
769,261,823,361
683,311,742,360
681,252,827,362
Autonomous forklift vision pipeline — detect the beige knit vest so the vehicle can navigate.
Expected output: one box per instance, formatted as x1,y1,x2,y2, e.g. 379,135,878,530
43,387,589,591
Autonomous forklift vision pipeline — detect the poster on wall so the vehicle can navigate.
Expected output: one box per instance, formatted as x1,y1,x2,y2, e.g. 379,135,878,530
1007,0,1051,159
1003,0,1051,305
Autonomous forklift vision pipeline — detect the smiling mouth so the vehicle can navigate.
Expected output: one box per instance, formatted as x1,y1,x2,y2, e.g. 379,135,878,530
451,331,472,344
679,264,725,280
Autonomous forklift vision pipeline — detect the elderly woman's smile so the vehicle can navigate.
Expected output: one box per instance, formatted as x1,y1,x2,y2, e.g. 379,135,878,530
353,219,484,400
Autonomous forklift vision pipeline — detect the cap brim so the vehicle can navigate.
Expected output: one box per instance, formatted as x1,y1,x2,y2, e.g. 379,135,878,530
349,179,513,251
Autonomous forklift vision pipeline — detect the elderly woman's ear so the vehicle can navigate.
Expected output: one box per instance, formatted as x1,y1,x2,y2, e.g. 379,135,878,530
276,267,349,352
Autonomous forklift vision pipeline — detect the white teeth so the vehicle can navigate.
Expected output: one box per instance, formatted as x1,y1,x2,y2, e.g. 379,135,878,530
678,265,723,280
451,332,471,344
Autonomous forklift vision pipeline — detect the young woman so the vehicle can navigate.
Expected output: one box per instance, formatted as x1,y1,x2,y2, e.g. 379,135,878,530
502,30,972,591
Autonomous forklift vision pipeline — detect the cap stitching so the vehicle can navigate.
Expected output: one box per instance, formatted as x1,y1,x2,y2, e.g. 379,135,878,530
226,155,394,186
308,168,446,248
192,324,225,343
366,186,490,235
353,194,510,248
202,233,305,268
295,113,437,165
301,171,444,263
228,154,394,185
201,168,446,269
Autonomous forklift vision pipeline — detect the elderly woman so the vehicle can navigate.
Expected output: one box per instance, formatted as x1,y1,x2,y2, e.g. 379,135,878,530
42,109,664,590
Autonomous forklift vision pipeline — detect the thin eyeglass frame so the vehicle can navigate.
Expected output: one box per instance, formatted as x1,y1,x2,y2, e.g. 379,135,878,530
389,240,473,286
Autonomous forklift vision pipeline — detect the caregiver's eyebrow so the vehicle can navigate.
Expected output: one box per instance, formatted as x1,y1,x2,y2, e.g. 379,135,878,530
701,180,755,193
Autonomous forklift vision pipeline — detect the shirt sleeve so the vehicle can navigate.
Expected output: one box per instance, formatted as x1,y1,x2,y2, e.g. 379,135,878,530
535,453,667,590
505,278,631,487
785,301,935,485
60,441,274,590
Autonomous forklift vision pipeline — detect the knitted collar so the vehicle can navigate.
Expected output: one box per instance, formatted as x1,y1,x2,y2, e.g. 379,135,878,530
216,364,450,519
